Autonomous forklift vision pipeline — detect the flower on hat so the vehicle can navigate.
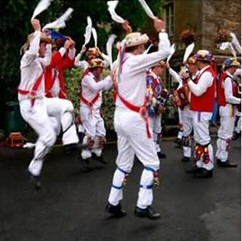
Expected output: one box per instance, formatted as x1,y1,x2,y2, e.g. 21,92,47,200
223,58,241,69
195,50,213,62
88,58,104,69
86,47,101,59
124,32,149,47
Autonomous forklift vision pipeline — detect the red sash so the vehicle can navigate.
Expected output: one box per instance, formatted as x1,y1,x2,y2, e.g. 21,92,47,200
18,72,44,106
117,93,151,138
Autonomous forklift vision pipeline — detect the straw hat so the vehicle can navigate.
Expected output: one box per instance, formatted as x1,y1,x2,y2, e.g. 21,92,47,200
223,58,241,70
88,58,105,69
195,50,213,62
124,32,149,47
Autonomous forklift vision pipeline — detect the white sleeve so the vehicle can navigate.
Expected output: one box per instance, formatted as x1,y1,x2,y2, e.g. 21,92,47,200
103,75,113,90
21,31,41,67
126,33,171,73
188,71,213,97
84,75,108,91
158,32,171,52
58,47,67,57
68,48,76,60
75,53,86,68
224,78,241,104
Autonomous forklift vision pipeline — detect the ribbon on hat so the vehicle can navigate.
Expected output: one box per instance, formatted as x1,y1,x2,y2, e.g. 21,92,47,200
138,0,156,19
183,42,195,63
83,16,92,46
42,8,74,30
106,34,117,70
107,1,125,23
31,0,53,20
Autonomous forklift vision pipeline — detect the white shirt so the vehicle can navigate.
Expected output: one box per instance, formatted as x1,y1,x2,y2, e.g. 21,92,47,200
224,71,241,104
115,32,171,109
81,72,112,109
18,31,52,100
188,65,214,97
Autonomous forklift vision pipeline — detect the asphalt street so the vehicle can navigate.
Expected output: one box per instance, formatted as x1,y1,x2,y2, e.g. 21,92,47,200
0,137,241,241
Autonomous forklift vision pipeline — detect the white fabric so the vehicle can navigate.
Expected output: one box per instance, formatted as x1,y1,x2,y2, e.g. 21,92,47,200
191,111,214,170
188,66,214,97
108,168,125,206
224,72,241,104
216,69,240,162
182,105,193,158
108,32,170,208
81,72,112,110
18,31,52,101
80,72,112,159
216,106,236,162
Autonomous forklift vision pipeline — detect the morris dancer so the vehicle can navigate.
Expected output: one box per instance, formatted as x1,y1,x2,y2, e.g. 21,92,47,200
146,60,168,159
79,58,112,169
216,58,241,167
186,50,216,178
166,60,194,162
18,19,79,189
105,17,171,219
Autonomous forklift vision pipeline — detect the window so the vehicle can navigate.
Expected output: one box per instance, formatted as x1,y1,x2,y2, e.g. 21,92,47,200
164,2,174,36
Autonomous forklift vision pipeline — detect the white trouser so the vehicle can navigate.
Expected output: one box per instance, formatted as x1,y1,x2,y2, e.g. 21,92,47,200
182,105,193,158
19,97,79,176
45,98,79,145
80,105,106,159
192,111,214,171
216,105,236,162
177,107,184,139
149,114,162,153
108,109,160,209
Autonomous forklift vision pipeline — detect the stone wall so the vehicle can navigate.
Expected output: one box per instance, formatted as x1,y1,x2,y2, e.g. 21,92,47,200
168,0,241,51
202,0,241,51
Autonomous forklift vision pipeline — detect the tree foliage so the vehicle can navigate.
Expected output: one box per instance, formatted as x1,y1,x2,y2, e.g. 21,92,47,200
0,0,164,130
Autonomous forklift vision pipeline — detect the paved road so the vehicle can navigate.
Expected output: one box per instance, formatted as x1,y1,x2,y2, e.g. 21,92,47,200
0,137,240,241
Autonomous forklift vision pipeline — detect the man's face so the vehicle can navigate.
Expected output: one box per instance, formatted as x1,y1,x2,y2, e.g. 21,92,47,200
188,63,198,74
138,44,145,54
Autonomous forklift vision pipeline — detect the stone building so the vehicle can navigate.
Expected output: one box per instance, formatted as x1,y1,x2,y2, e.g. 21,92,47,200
163,0,241,76
161,0,241,123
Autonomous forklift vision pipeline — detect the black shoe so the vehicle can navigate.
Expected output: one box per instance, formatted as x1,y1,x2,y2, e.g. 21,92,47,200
157,152,166,159
181,157,191,162
185,166,201,174
92,153,107,164
217,159,237,168
193,168,213,178
134,206,160,219
232,132,240,140
105,202,127,218
28,171,41,190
